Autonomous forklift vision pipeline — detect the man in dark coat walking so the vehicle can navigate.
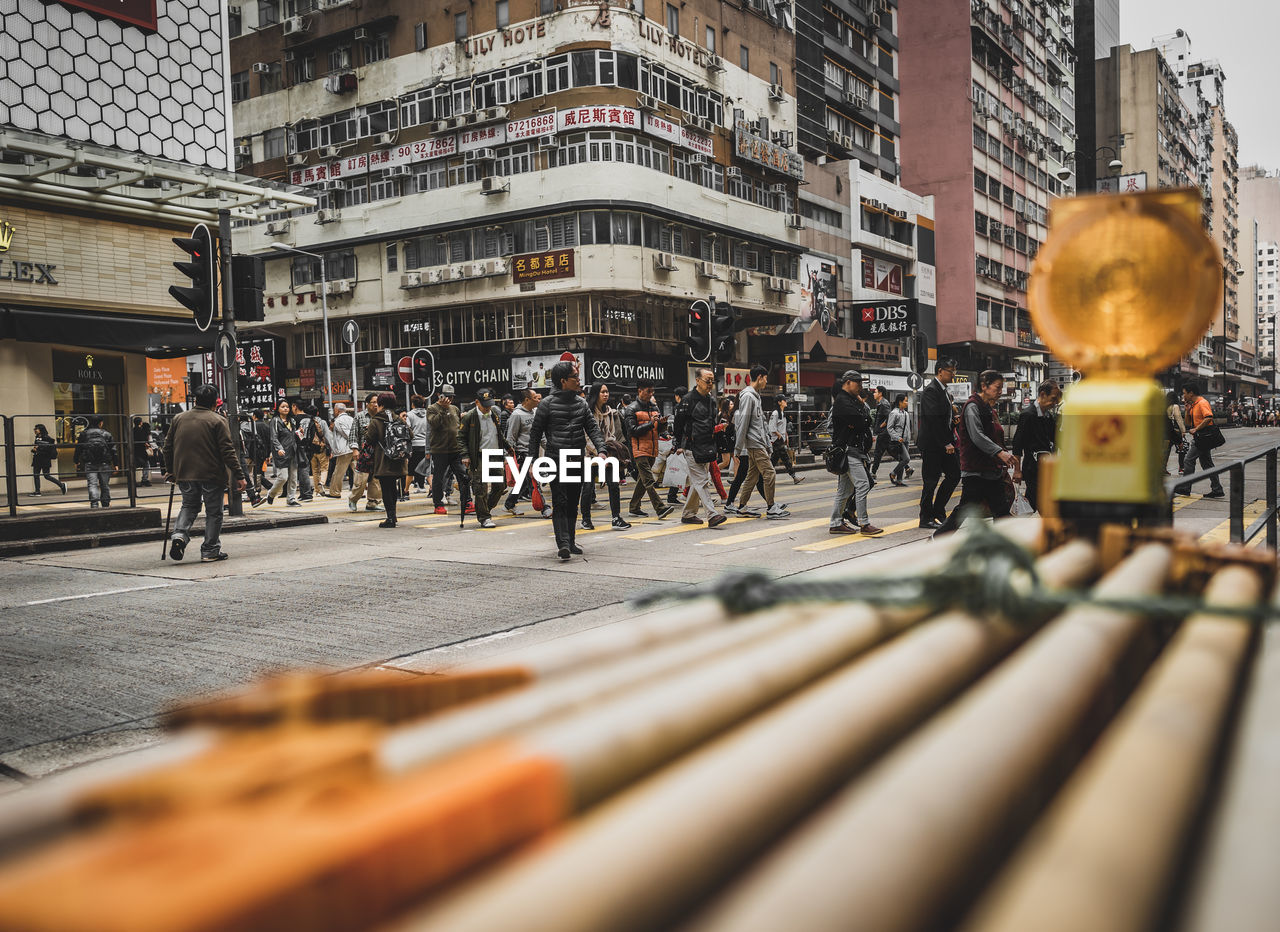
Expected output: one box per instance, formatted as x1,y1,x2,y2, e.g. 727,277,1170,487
1011,380,1061,512
917,357,962,529
163,384,247,562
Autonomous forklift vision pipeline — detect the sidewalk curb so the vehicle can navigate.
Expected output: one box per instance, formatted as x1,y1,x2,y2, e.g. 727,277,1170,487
0,513,328,558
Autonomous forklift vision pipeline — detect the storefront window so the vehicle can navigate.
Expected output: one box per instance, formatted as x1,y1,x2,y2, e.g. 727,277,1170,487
51,350,126,474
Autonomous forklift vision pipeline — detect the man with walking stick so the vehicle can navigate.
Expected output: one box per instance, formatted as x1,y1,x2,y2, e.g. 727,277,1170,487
162,383,247,562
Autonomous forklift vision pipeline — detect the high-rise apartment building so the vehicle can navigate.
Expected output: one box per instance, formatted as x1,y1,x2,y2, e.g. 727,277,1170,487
1240,166,1280,389
1072,0,1121,193
898,0,1076,382
1256,241,1278,364
229,1,806,401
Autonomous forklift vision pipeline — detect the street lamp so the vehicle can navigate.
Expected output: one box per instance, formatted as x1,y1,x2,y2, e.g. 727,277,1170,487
1095,146,1124,175
270,242,333,413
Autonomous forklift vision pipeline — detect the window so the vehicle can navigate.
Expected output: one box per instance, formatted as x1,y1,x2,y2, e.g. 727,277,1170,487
229,6,241,38
328,47,351,72
740,45,749,71
540,0,553,13
294,54,316,83
455,12,467,40
260,62,283,94
666,3,678,35
364,34,390,64
496,0,508,29
257,0,279,26
770,62,779,85
231,70,249,103
706,25,715,53
263,127,286,160
414,22,426,51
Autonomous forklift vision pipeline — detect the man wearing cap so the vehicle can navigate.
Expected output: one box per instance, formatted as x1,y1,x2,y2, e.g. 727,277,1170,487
427,384,471,516
918,357,961,529
461,387,510,529
163,383,249,562
828,370,883,535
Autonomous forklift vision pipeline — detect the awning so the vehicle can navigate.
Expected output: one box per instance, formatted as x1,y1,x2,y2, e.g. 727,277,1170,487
0,306,214,359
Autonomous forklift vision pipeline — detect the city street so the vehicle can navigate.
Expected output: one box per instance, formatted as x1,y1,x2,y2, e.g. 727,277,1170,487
1,428,1275,791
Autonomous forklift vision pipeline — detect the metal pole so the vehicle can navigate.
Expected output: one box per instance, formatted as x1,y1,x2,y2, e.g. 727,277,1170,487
350,342,358,411
1268,450,1277,549
3,416,17,518
319,255,333,416
1230,462,1245,543
219,208,244,518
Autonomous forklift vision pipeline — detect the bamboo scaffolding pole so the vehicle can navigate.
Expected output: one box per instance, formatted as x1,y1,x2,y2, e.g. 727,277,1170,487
397,540,1098,932
968,565,1264,932
692,543,1174,932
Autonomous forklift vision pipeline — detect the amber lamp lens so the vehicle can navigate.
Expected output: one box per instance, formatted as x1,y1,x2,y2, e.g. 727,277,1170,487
1028,189,1223,377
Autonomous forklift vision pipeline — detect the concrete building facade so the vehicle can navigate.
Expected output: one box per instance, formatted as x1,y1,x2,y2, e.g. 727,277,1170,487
229,0,807,403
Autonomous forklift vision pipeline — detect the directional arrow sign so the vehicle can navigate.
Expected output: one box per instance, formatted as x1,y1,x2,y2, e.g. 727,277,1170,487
341,318,360,347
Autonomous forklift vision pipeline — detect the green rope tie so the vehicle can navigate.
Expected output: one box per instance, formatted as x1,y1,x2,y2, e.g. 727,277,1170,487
631,514,1277,627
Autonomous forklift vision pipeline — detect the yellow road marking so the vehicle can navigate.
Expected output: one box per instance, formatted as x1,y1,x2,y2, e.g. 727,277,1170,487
794,517,928,552
707,488,919,545
1200,500,1266,545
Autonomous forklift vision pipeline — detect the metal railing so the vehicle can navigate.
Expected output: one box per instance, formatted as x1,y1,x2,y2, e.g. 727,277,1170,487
1167,441,1280,547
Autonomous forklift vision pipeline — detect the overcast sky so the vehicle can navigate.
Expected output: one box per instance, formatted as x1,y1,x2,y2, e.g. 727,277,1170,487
1120,0,1280,169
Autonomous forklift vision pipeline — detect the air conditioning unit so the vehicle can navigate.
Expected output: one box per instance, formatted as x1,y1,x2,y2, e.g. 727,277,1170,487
707,56,725,73
283,50,295,62
326,279,352,296
695,261,720,279
426,268,446,285
729,268,752,285
492,258,511,274
401,272,423,288
282,16,308,35
286,153,307,166
318,145,341,158
767,276,794,293
449,264,466,281
840,133,854,149
654,252,678,271
376,132,396,146
354,27,368,40
465,148,497,162
235,144,251,158
469,261,491,278
252,62,271,74
770,183,787,195
477,106,509,122
726,167,742,179
480,176,507,195
538,135,558,148
769,83,786,101
868,199,882,210
315,208,341,224
786,213,804,229
637,94,660,111
388,165,412,177
320,181,346,194
871,11,881,28
427,120,448,134
265,220,290,236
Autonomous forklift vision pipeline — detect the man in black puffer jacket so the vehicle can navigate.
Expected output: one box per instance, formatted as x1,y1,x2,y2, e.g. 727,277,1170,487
527,361,607,560
674,366,728,528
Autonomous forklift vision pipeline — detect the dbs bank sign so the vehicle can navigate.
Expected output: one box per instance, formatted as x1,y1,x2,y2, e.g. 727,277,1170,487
851,299,917,339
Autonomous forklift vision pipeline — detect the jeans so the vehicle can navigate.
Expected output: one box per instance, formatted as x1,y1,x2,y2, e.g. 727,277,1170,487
1181,439,1223,493
268,462,299,502
549,477,584,549
86,468,112,506
295,454,313,498
431,451,471,508
630,455,665,513
33,464,65,493
919,448,960,523
736,447,777,509
172,481,226,557
682,459,724,521
830,455,872,528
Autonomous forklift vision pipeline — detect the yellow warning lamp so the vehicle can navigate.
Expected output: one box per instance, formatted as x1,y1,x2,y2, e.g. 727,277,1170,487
1028,188,1222,525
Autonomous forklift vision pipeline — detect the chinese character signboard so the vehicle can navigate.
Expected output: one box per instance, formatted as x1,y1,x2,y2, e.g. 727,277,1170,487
459,124,508,152
507,111,556,140
643,114,714,157
289,153,370,187
733,120,804,179
850,299,918,340
558,106,640,133
512,249,575,284
1096,171,1148,194
236,337,279,411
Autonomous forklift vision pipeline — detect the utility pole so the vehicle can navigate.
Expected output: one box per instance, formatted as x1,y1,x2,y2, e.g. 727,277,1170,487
218,208,244,518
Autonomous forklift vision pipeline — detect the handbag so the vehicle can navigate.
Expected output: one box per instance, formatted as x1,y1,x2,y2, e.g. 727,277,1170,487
823,445,848,475
355,441,374,474
1196,424,1226,450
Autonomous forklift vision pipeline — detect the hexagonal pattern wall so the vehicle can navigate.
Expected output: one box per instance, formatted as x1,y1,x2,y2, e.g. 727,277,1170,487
0,0,228,170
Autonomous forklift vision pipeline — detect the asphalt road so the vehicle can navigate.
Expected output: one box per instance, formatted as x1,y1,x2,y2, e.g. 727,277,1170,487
1,427,1275,788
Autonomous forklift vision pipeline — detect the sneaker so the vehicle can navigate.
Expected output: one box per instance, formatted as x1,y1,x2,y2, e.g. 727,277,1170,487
918,519,942,530
504,504,521,516
611,516,632,529
348,500,358,512
168,537,186,561
891,477,906,487
434,505,448,515
628,509,649,518
1204,489,1225,498
829,522,859,534
581,518,595,530
541,506,553,518
657,504,677,519
766,506,791,520
479,518,496,529
267,494,275,505
708,514,727,528
860,524,885,536
906,467,915,478
723,504,740,516
378,520,398,529
558,547,571,561
793,475,805,485
737,507,762,518
31,491,41,497
680,515,704,525
287,500,301,507
464,503,476,515
200,551,229,562
569,544,584,555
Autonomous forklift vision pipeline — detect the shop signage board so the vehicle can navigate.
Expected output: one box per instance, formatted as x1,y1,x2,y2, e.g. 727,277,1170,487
588,355,680,385
850,299,918,340
642,114,714,157
53,350,124,384
733,120,804,179
507,111,556,141
235,338,278,410
372,366,394,388
861,256,904,295
558,106,640,133
458,124,507,152
1097,171,1148,194
512,249,575,284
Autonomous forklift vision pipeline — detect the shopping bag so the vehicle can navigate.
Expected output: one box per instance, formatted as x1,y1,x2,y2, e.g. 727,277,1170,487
531,481,545,511
1010,487,1035,516
663,451,689,489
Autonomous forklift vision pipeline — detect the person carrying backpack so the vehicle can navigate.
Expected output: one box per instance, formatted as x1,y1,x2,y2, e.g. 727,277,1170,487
367,392,410,528
74,416,117,507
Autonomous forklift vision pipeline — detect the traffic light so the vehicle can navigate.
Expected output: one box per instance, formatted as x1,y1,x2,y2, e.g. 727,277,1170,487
687,300,712,362
711,304,740,363
411,348,435,396
231,254,265,323
169,223,217,332
912,328,929,375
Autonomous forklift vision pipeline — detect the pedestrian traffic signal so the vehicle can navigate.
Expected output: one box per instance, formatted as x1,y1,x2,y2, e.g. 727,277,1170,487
170,223,217,332
411,348,435,396
231,254,265,323
912,329,929,375
688,300,712,362
711,304,740,363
